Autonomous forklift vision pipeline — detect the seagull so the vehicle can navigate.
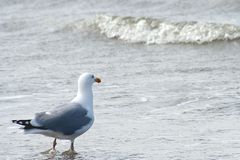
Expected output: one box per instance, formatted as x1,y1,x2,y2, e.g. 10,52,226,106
12,73,101,154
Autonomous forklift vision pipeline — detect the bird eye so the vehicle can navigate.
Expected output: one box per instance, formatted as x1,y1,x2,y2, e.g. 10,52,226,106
91,75,94,78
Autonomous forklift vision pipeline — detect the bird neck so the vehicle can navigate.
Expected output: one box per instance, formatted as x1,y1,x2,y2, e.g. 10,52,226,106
72,85,93,113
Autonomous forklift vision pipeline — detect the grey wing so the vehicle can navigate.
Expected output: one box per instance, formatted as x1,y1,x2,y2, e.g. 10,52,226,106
32,103,91,135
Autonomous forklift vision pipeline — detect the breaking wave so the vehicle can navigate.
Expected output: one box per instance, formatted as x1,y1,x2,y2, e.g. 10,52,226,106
66,15,240,44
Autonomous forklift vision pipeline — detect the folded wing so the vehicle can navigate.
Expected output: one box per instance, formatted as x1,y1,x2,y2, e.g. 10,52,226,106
32,103,91,135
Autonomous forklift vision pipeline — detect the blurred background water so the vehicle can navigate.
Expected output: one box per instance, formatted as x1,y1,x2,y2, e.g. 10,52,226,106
1,0,240,159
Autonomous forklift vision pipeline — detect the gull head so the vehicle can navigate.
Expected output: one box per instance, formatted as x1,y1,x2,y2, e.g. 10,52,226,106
78,73,101,88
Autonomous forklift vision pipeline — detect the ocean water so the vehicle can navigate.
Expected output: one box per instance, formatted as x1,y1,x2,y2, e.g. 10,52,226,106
1,0,240,159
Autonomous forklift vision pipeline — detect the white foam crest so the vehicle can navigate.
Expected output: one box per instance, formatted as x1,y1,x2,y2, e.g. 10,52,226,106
0,95,32,101
88,15,240,44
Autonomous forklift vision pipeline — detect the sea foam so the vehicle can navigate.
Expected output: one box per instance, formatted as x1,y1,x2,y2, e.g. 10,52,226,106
66,15,240,44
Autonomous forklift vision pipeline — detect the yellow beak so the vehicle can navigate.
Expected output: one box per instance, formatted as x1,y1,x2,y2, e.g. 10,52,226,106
95,77,101,83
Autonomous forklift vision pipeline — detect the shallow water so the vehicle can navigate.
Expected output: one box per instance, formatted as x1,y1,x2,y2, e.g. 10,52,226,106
1,0,240,159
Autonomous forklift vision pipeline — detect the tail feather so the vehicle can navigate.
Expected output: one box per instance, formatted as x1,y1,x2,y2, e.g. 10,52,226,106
12,119,46,130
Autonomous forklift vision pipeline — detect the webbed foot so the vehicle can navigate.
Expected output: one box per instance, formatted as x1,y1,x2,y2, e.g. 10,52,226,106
41,148,57,155
62,149,78,155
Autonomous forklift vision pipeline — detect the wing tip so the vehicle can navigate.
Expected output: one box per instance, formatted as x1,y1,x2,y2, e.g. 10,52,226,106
12,119,31,126
12,119,47,130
